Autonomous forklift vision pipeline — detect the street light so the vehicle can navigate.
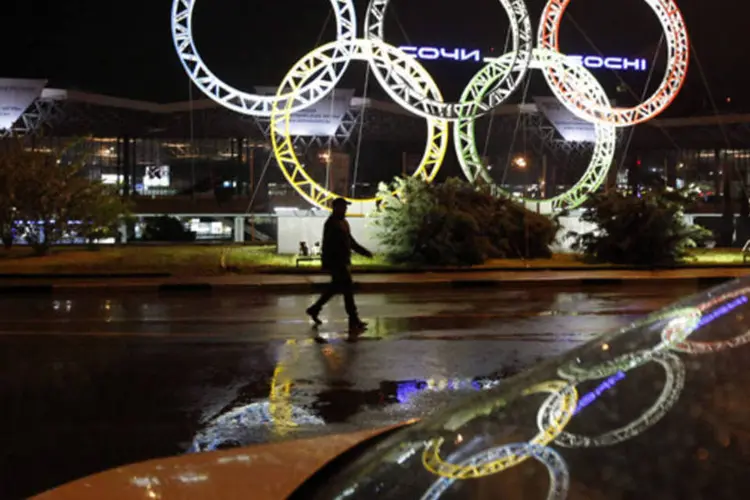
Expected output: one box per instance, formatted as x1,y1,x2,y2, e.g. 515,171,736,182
318,151,333,191
513,156,527,169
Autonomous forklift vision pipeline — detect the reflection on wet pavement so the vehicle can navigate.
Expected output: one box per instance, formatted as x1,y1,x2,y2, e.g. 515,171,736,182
0,283,704,498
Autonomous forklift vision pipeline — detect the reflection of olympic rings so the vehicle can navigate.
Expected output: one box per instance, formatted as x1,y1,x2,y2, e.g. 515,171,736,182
365,0,533,120
422,380,577,479
171,0,357,117
538,0,689,126
557,307,701,382
270,39,449,214
540,352,685,448
269,339,301,435
421,443,569,500
665,288,750,354
455,48,616,212
413,287,750,495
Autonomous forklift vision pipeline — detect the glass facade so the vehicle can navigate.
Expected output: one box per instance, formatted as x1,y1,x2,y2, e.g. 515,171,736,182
26,136,393,213
29,136,276,208
634,149,750,204
24,137,750,217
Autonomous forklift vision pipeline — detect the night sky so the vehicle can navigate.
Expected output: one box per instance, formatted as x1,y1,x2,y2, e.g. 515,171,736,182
2,0,746,114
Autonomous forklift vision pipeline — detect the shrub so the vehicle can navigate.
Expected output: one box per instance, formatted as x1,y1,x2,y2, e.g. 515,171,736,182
569,189,712,266
372,177,558,266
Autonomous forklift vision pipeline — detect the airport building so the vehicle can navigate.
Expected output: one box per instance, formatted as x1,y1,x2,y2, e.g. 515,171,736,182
3,78,750,248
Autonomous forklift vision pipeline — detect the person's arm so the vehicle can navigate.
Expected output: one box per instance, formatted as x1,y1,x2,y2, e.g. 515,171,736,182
350,235,373,258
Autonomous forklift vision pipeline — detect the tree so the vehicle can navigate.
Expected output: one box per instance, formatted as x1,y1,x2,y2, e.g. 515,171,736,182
0,138,128,254
13,153,82,254
569,189,711,266
0,142,26,249
68,181,132,247
372,177,558,266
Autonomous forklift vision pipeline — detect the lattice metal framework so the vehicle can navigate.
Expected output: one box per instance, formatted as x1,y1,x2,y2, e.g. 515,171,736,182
364,0,534,120
269,39,449,215
171,0,357,117
0,97,62,138
455,49,617,212
250,108,362,152
169,0,690,213
538,0,689,126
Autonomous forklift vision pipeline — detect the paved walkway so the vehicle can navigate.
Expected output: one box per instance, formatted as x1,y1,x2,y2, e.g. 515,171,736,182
0,267,747,294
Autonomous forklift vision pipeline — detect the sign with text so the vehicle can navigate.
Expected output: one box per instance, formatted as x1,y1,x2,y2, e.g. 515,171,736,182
0,78,47,131
255,86,354,137
533,96,596,143
399,46,648,72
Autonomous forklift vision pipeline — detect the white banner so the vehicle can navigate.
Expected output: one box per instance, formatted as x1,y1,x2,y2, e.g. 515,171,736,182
533,96,596,143
0,78,47,131
255,86,354,137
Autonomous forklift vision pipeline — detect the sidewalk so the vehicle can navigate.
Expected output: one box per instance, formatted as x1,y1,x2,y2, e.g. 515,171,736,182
0,267,747,294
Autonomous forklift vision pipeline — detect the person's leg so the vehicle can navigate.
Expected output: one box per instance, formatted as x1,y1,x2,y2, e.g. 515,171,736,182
338,267,366,328
306,272,337,324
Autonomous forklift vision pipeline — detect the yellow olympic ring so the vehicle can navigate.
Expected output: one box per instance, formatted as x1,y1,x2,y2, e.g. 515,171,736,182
271,39,449,216
421,380,577,479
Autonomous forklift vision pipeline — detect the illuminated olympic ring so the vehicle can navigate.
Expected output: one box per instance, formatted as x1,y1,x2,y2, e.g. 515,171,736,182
422,380,577,479
421,443,569,500
455,48,616,211
172,1,689,214
171,0,357,117
270,39,449,215
364,0,533,121
557,307,702,382
663,288,750,354
540,352,685,448
538,0,689,126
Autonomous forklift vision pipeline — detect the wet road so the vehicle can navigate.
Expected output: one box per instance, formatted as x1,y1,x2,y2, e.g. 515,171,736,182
0,282,709,498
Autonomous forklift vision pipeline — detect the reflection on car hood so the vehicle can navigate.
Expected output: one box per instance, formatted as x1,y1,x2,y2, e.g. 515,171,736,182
32,426,399,500
295,277,750,499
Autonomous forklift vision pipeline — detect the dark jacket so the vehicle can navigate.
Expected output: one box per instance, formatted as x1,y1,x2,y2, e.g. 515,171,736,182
321,215,368,269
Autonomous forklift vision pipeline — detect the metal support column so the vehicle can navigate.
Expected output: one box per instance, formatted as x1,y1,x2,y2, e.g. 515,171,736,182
234,216,245,243
119,221,128,244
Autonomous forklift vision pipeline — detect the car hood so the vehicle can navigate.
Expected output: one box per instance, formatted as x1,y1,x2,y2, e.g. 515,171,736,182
33,426,398,500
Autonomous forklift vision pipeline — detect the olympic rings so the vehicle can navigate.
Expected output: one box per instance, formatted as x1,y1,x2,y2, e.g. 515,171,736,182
664,288,750,354
541,352,685,448
172,0,357,117
421,443,569,500
364,0,534,121
412,288,747,495
455,48,616,211
270,39,449,215
557,307,702,382
172,1,689,213
538,0,689,126
422,380,577,479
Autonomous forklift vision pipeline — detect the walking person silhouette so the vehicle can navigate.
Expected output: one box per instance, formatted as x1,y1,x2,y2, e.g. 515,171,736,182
306,198,373,331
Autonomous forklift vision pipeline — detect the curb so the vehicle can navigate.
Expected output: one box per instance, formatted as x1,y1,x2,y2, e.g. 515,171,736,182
262,263,750,275
0,275,741,295
0,273,172,280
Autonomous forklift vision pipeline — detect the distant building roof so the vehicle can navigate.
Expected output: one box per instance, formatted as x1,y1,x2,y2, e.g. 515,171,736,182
8,87,750,150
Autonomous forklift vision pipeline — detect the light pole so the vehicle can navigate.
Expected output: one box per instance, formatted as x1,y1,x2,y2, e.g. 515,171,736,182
513,155,530,261
319,151,332,192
